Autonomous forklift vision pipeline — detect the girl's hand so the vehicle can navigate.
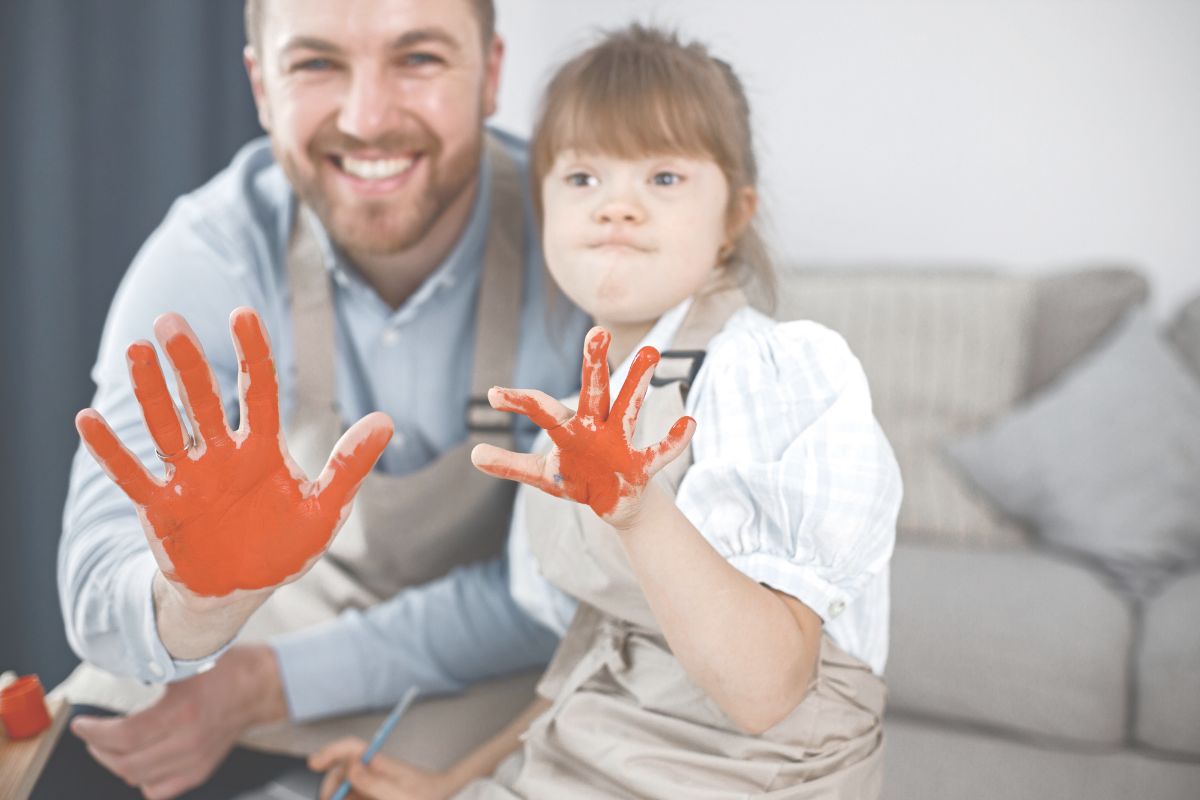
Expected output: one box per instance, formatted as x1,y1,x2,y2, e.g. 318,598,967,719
471,326,695,529
75,307,394,602
310,738,457,800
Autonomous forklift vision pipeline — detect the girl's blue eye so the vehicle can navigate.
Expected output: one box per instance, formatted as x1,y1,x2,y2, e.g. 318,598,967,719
652,172,683,186
566,172,597,187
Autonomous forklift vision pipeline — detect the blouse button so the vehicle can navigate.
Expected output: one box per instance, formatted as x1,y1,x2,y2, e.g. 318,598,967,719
828,599,846,619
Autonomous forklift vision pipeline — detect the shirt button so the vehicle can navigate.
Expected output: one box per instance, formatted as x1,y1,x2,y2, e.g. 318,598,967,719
381,329,401,347
828,599,846,619
147,661,165,679
390,431,406,450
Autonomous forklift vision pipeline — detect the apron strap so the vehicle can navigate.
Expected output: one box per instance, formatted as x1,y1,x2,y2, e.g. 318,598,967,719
651,283,748,396
287,205,340,421
465,135,525,439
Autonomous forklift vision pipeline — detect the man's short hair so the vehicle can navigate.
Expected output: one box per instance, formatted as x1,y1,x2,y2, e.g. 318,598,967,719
244,0,496,51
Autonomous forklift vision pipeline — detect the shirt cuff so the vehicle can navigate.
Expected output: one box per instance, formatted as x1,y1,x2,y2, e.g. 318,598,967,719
725,552,852,624
270,619,372,722
131,555,233,683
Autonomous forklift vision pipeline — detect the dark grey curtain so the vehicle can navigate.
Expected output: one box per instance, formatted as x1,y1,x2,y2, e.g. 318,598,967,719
0,1,260,686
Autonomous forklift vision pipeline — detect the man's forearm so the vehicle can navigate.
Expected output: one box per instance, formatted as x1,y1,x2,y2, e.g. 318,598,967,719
271,556,559,722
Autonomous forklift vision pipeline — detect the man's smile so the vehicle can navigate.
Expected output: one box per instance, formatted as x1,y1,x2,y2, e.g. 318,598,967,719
327,152,423,193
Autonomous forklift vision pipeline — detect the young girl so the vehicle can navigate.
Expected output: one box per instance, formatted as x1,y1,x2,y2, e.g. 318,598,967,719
312,24,901,799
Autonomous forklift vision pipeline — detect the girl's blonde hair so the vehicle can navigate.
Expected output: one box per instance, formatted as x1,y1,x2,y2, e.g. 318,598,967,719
531,24,776,308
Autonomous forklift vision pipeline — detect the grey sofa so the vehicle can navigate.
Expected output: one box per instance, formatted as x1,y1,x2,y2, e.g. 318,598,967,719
776,266,1200,800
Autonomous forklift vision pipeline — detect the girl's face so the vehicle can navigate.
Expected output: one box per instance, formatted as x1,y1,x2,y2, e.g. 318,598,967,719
541,150,740,326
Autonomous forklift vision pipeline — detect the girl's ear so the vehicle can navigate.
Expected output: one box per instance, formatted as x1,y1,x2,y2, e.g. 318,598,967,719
721,185,758,259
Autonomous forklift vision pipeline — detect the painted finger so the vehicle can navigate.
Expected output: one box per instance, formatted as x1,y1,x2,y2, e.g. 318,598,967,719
126,341,189,459
577,326,612,422
487,386,573,436
152,314,232,451
313,412,394,514
75,410,162,506
229,307,282,439
641,416,697,477
471,443,565,496
610,346,660,442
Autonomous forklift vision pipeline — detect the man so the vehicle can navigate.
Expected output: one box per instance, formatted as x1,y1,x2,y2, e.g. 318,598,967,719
52,1,587,797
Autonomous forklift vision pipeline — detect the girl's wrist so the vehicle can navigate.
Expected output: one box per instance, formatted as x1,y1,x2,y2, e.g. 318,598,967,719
610,483,669,535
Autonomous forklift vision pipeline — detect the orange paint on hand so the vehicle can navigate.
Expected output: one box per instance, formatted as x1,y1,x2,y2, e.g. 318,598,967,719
75,307,393,597
483,327,694,521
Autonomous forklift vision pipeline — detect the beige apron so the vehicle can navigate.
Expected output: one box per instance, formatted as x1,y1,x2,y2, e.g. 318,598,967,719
459,287,887,799
57,135,541,770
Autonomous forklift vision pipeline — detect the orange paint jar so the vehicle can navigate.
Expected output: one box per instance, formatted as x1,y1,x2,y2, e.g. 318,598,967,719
0,674,52,740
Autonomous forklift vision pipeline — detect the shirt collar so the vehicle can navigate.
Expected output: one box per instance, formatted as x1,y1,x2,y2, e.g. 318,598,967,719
607,296,694,390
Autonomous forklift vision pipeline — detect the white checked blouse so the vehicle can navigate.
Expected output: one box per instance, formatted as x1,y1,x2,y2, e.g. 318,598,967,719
508,300,903,675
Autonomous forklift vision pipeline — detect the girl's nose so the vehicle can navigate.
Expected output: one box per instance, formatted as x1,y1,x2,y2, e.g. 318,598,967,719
594,197,646,225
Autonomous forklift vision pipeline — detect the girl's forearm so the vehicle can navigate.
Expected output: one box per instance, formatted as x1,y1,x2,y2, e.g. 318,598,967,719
614,484,822,734
445,696,552,791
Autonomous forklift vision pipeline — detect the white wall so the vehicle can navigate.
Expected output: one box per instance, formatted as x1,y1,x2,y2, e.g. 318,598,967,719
491,0,1200,317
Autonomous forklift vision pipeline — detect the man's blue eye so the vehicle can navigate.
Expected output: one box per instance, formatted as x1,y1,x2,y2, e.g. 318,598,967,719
404,52,443,67
566,173,596,187
652,172,682,186
295,58,333,72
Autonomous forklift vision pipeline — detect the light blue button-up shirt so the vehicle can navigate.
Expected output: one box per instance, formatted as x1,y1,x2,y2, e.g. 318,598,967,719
59,131,589,719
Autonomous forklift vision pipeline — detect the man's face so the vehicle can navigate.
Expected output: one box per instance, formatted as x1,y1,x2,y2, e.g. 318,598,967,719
245,0,502,260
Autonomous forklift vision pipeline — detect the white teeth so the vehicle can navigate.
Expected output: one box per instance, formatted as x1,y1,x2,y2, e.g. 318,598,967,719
341,155,415,180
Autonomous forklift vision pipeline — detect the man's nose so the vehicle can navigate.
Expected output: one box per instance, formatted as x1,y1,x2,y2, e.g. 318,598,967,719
337,69,397,142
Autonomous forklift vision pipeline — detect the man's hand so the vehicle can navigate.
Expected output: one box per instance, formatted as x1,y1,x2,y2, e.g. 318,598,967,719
70,645,288,800
310,738,459,800
471,326,694,529
75,307,393,656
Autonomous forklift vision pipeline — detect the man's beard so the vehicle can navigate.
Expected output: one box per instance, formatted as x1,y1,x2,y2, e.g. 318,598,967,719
279,122,483,260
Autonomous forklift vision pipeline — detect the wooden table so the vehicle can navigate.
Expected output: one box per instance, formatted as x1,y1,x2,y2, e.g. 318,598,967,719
0,697,70,800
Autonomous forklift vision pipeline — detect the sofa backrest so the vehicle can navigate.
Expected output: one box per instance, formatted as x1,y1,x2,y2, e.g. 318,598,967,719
769,264,1146,545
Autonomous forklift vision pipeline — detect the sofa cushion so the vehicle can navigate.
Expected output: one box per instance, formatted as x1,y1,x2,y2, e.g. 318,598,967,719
946,310,1200,594
1028,266,1149,394
1168,292,1200,380
1136,569,1200,756
887,543,1131,744
777,270,1034,546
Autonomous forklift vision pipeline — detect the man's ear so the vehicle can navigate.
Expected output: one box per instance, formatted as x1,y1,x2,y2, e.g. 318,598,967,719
482,34,505,119
243,45,272,133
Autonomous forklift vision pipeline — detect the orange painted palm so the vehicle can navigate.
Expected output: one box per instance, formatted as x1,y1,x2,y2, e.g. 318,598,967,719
471,326,694,527
75,307,393,598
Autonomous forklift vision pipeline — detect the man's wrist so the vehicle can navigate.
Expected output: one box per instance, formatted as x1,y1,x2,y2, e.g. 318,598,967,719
152,571,265,660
